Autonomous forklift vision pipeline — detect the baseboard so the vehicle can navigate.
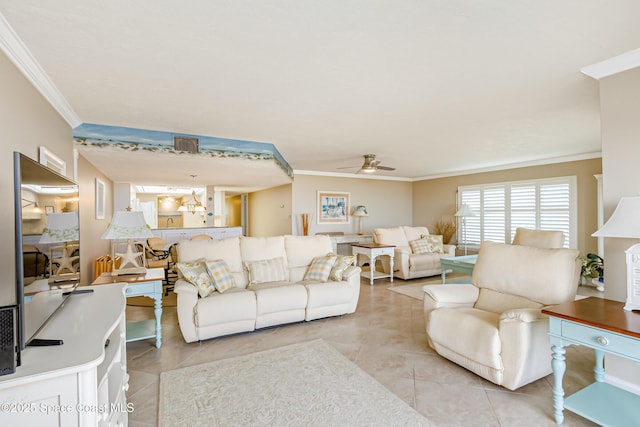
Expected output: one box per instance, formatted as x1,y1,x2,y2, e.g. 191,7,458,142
605,373,640,395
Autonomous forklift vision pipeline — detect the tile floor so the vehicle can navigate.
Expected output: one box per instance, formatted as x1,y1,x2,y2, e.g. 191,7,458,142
125,275,601,426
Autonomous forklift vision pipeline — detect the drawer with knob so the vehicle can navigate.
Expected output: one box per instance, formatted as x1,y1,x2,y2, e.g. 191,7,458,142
561,321,636,356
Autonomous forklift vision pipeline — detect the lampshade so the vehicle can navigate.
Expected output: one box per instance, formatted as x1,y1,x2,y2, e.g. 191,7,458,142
352,205,369,217
455,204,476,218
101,211,154,240
39,212,79,243
592,196,640,238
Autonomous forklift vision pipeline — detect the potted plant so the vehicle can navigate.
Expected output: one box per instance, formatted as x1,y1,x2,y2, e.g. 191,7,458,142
581,253,604,290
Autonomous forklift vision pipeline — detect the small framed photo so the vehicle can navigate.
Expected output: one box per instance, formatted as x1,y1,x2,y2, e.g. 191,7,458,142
95,178,106,219
317,191,350,224
45,206,54,215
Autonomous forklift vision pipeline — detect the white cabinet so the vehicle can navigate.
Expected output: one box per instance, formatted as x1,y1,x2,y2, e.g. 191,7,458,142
0,284,128,427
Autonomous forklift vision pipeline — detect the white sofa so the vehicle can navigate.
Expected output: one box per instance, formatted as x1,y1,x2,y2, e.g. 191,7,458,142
423,241,581,390
173,234,361,343
372,226,456,280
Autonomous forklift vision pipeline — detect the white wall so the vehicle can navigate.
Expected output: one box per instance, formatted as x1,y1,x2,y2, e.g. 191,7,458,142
0,51,74,305
291,174,413,236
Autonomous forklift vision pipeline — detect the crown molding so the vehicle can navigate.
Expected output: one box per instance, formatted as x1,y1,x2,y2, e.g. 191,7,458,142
294,170,412,182
581,48,640,80
413,152,603,181
0,13,81,128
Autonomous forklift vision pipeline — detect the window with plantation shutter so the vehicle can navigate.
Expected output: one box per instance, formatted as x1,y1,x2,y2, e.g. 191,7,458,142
457,176,576,249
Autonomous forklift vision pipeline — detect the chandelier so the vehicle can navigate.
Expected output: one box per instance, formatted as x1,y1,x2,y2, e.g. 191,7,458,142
178,175,206,215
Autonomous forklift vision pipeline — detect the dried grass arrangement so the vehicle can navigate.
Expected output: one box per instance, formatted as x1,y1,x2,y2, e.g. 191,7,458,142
433,217,456,244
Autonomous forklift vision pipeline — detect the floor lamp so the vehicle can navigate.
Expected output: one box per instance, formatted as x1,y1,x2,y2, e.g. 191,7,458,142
455,204,476,256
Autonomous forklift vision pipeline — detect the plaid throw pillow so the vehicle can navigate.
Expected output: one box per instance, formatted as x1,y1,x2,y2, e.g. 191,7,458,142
409,235,444,254
176,259,216,298
205,259,236,293
304,254,338,282
329,253,355,281
245,257,288,285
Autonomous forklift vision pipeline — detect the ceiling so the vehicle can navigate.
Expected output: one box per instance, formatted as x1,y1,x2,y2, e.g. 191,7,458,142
2,1,639,190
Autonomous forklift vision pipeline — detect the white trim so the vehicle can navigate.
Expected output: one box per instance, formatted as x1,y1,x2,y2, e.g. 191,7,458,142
39,147,66,176
605,372,640,396
0,12,81,128
294,170,412,181
582,48,640,80
413,152,602,181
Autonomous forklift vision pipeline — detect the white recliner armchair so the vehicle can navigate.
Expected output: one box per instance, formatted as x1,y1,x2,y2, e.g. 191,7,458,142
423,241,581,390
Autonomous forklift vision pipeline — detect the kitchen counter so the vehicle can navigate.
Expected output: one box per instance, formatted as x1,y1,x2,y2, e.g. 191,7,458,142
151,226,242,245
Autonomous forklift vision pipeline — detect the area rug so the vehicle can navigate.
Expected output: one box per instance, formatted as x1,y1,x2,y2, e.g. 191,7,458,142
158,339,432,426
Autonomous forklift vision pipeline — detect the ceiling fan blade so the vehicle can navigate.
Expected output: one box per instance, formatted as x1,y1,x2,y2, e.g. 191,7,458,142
336,165,359,170
377,166,396,171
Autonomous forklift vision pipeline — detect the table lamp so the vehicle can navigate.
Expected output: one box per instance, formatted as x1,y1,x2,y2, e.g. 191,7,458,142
352,205,369,235
592,196,640,311
39,212,80,282
455,203,476,256
101,211,154,276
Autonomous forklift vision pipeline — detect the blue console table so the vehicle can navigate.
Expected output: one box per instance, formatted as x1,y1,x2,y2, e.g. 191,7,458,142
542,297,640,425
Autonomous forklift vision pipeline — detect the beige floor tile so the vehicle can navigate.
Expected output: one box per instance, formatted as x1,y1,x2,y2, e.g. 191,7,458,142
125,276,598,426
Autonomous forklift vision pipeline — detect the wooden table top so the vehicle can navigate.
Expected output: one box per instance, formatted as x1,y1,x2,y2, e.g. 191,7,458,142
542,297,640,339
92,267,164,285
351,243,396,248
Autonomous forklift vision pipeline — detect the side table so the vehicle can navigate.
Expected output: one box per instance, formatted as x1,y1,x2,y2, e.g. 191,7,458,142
351,243,395,286
542,297,640,425
440,255,477,283
92,267,164,348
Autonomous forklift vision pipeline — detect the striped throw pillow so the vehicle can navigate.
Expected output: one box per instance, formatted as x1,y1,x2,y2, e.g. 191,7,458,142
204,259,236,293
245,257,288,285
176,259,216,298
304,254,338,282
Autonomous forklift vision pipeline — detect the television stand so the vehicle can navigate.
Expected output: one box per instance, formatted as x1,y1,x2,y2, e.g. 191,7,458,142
0,284,128,426
27,338,63,346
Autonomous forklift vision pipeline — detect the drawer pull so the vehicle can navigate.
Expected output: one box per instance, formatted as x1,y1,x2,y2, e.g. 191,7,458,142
595,336,609,346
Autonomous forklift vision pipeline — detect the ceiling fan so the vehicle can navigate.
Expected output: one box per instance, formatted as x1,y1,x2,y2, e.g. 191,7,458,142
338,154,396,174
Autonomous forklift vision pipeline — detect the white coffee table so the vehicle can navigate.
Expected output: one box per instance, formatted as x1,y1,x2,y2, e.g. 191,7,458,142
351,243,395,286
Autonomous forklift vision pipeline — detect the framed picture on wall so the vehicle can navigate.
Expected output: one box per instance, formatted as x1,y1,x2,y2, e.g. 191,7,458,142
95,178,106,219
39,147,66,175
317,191,350,224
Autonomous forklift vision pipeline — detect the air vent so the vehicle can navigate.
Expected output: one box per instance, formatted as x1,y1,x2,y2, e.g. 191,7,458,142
174,136,199,153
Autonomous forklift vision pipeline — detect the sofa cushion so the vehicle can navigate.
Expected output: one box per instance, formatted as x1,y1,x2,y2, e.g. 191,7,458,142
177,237,247,288
402,226,430,242
329,254,355,281
303,254,337,282
374,226,408,246
254,284,308,316
409,253,443,272
176,259,216,298
245,257,288,285
194,288,256,327
204,259,236,293
428,307,502,369
240,236,287,262
409,235,443,254
284,235,334,282
472,241,580,306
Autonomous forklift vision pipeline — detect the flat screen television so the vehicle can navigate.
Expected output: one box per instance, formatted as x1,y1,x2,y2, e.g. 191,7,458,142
13,152,80,362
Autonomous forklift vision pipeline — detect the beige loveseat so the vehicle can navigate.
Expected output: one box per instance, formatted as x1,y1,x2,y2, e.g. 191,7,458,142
173,235,361,343
372,226,456,280
423,241,581,390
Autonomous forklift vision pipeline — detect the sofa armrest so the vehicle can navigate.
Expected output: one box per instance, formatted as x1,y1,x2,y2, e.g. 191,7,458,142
500,308,547,323
442,244,456,256
342,265,361,280
423,284,479,307
174,279,198,297
174,279,199,343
